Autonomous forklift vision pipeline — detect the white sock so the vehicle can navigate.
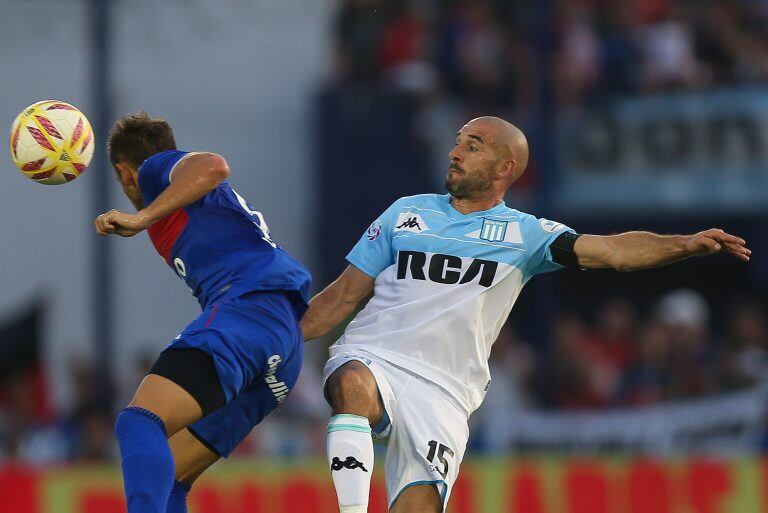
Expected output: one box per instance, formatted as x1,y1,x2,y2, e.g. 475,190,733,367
327,414,374,513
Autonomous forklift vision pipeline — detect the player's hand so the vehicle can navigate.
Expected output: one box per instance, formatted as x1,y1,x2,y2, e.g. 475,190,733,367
94,209,151,237
685,229,751,262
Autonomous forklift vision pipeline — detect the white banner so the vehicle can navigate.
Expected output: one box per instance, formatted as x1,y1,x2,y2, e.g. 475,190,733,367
483,384,768,455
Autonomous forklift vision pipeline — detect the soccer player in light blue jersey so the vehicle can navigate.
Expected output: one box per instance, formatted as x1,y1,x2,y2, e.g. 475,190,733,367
96,113,311,513
300,116,750,513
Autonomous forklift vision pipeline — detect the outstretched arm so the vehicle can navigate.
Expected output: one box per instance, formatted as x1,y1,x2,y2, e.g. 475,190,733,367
301,265,375,341
95,152,230,237
573,229,750,271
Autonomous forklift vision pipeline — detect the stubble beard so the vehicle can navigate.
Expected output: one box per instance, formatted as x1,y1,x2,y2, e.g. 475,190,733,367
444,168,493,200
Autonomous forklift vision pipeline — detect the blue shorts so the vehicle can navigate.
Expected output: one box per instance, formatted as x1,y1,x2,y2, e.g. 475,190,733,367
165,291,303,457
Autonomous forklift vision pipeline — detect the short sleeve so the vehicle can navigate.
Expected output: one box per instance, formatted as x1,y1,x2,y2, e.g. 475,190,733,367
523,217,577,279
345,200,400,278
137,150,188,204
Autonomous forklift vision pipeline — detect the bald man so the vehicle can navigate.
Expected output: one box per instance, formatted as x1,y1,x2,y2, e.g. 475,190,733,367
300,117,750,513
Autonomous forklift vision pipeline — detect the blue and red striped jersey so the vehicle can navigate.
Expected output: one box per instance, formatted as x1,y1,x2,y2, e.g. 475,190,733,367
138,150,311,315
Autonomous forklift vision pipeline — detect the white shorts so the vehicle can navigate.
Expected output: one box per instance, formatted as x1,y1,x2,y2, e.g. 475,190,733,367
323,352,470,511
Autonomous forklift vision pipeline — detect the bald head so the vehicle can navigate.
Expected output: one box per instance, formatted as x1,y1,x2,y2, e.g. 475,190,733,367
447,116,530,202
463,116,529,178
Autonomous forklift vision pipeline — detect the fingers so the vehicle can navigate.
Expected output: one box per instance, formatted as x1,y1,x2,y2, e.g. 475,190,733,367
94,210,144,238
95,214,115,236
701,229,751,261
710,229,746,247
702,232,750,260
94,209,120,236
722,241,751,261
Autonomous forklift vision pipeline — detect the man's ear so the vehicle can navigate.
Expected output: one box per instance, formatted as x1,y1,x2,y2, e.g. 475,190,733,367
498,159,516,180
113,162,137,186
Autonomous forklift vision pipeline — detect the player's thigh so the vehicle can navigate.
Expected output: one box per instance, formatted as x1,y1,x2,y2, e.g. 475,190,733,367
325,360,384,422
171,291,301,405
187,338,303,458
128,373,203,437
389,484,442,513
169,428,220,485
385,376,469,511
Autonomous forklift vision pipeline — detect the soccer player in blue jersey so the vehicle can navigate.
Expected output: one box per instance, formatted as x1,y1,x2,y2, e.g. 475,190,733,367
299,116,751,513
95,113,311,513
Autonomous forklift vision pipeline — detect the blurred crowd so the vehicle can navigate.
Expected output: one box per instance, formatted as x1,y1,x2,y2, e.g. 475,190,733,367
0,355,115,464
0,348,329,465
488,290,768,412
334,0,768,109
1,289,767,464
3,0,768,466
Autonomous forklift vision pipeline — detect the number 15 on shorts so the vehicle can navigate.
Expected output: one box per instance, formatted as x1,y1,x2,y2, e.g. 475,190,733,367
426,440,454,479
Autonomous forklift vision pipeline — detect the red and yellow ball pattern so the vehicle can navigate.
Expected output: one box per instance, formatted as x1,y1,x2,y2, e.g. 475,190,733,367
9,100,94,185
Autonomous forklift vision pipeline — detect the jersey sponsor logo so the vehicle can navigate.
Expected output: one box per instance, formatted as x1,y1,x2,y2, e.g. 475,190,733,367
366,220,382,241
396,250,498,287
465,221,523,243
539,218,565,233
264,354,289,403
394,212,428,233
331,456,368,472
173,257,187,278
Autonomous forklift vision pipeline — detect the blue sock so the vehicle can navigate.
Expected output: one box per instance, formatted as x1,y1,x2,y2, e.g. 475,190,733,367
166,481,191,513
115,407,175,513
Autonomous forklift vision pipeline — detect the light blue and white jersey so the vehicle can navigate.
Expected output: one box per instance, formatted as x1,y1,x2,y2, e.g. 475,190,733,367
330,193,574,413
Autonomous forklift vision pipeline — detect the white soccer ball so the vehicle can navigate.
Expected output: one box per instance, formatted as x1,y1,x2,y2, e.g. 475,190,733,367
9,100,94,185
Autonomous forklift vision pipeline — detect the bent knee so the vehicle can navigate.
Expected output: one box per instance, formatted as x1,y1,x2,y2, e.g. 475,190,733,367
326,362,380,417
115,406,168,440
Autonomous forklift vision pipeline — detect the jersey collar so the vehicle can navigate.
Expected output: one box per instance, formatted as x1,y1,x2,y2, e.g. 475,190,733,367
444,193,507,217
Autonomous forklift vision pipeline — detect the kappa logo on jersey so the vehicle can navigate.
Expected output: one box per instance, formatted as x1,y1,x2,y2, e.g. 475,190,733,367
465,220,523,243
397,250,498,287
331,456,368,472
539,218,565,233
264,354,289,403
366,220,382,241
394,212,429,233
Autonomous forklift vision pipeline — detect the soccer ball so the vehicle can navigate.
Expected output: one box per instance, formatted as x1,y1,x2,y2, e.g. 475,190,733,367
9,100,94,185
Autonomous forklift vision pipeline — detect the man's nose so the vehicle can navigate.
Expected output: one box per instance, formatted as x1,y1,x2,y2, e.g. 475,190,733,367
449,148,462,162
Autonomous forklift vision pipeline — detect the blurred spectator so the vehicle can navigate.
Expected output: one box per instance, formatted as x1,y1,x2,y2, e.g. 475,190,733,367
377,1,438,95
554,3,602,105
440,0,508,107
637,5,699,91
584,299,638,388
620,321,673,406
721,301,768,389
333,0,768,108
472,326,537,450
597,1,640,96
485,326,537,412
335,0,387,83
656,289,718,398
545,312,608,409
